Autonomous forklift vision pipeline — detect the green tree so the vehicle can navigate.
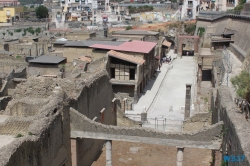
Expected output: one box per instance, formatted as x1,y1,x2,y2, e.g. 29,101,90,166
231,70,250,99
234,0,246,11
35,5,49,18
126,26,132,30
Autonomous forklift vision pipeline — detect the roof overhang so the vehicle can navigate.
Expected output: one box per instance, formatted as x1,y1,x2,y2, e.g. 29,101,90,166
108,50,145,65
162,40,172,47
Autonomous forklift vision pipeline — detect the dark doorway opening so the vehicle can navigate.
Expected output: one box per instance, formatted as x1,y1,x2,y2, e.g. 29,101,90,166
110,68,115,78
182,50,194,56
129,69,135,80
202,70,212,81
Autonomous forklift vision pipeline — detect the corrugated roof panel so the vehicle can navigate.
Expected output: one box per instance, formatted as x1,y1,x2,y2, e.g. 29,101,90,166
29,55,66,64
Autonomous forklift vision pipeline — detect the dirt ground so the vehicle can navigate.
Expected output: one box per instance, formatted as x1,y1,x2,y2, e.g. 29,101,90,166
92,141,212,166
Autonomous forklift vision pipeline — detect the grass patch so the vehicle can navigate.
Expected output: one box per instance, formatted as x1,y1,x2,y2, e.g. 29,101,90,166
16,133,23,138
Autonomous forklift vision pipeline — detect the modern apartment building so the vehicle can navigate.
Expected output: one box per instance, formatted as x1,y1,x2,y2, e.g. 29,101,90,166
0,6,23,23
181,0,199,20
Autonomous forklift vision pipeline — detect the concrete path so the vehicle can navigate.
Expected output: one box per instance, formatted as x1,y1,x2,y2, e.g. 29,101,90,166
126,50,197,131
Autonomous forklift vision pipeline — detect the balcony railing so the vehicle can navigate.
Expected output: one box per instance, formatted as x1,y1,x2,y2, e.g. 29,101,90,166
188,3,193,7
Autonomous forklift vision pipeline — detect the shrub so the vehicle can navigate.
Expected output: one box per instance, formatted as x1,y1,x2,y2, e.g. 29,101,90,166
26,27,35,35
231,70,250,99
234,0,246,10
35,27,41,33
16,133,23,138
184,23,196,35
14,29,22,33
126,26,132,30
198,27,205,37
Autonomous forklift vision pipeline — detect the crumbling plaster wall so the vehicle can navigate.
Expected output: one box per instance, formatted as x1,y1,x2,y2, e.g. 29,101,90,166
183,112,212,132
211,86,250,166
0,96,12,111
0,55,27,74
177,37,199,55
0,56,116,166
27,64,61,77
197,16,250,57
70,107,223,143
8,42,49,57
55,47,107,62
0,87,72,166
0,67,27,97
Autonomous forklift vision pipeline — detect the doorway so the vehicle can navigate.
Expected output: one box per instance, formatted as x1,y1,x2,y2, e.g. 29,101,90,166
202,70,212,81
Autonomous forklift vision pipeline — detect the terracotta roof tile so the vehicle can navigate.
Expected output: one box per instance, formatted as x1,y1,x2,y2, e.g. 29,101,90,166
162,41,172,47
90,40,157,54
108,50,145,65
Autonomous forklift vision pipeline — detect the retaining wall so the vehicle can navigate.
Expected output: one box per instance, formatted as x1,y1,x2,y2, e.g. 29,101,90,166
211,86,250,166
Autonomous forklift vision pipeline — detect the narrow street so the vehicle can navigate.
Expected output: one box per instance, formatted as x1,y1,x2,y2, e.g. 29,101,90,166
126,50,197,131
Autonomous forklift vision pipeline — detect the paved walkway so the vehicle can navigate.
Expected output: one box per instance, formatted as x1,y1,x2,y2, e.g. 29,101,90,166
126,51,197,131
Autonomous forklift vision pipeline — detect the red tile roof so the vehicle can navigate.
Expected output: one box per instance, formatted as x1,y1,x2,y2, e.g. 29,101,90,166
90,40,157,54
108,50,145,65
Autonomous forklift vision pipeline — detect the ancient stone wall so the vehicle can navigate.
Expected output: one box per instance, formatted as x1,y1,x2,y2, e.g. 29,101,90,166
177,36,199,55
0,56,116,166
197,16,250,58
0,55,27,74
56,47,107,62
195,20,211,35
8,42,49,57
183,112,212,131
70,108,223,143
27,64,61,77
0,67,26,97
0,96,11,111
116,103,141,127
0,87,72,166
211,86,250,166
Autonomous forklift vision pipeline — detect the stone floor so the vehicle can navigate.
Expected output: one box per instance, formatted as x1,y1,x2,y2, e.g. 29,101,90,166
126,50,197,131
92,141,212,166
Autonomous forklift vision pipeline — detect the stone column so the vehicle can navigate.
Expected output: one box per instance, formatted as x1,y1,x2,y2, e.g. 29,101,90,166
184,84,192,119
106,140,112,166
176,147,184,166
134,88,138,104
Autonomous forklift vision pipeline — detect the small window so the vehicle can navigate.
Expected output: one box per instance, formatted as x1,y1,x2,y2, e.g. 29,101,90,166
110,68,115,78
129,69,135,80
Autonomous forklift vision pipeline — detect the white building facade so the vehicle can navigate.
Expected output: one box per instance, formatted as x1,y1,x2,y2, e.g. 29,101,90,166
181,0,200,20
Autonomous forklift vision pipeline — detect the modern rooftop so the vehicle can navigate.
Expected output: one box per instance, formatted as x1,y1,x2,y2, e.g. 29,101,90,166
113,30,159,36
90,40,157,54
29,55,66,64
53,40,125,47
